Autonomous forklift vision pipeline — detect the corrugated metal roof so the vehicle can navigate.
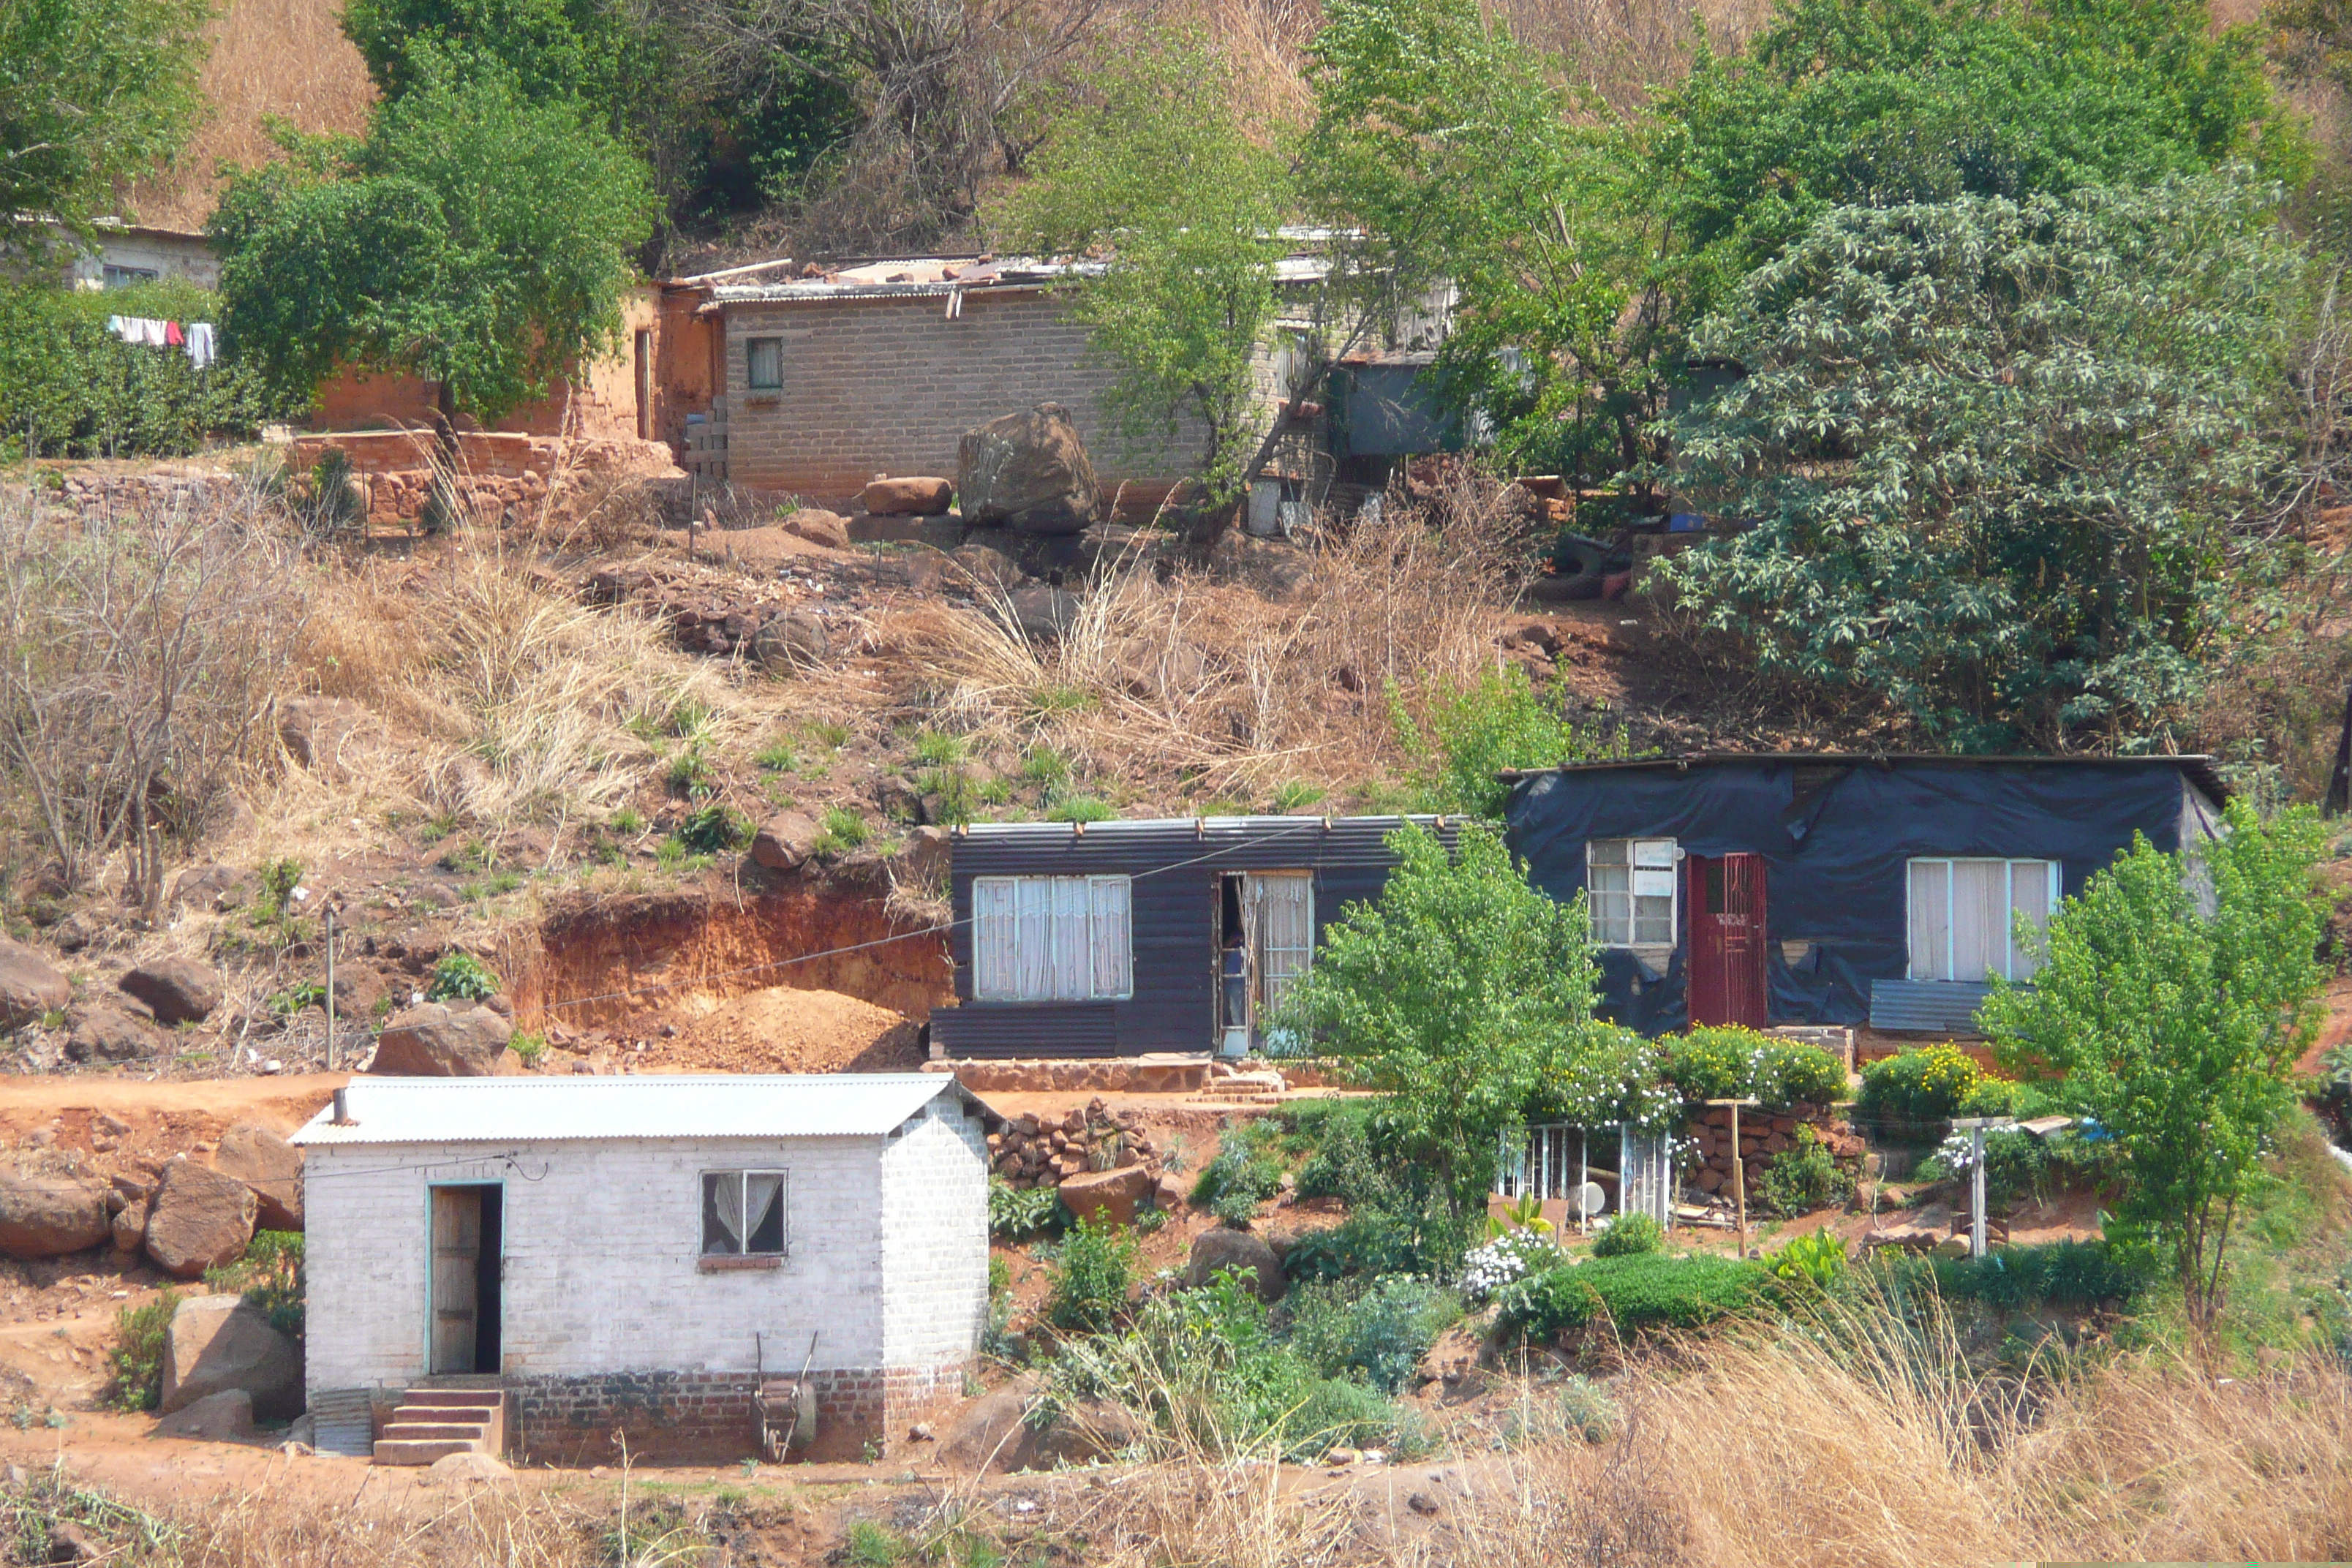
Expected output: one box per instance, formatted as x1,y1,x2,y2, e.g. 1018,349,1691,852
958,814,1448,841
1868,979,1995,1036
1503,752,2230,805
290,1074,976,1148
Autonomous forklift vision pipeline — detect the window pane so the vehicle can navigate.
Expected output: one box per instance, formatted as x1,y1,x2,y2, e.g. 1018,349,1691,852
1090,878,1131,998
973,879,1017,999
701,1172,742,1256
747,338,782,389
1588,839,1627,866
1909,861,1950,980
1051,878,1091,999
1952,861,2006,982
1634,896,1673,946
1014,878,1052,1000
744,1174,785,1254
1633,840,1676,868
2009,861,2052,980
1588,853,1630,944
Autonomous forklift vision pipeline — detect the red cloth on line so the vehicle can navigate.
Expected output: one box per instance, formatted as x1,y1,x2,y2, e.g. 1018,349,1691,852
165,321,184,346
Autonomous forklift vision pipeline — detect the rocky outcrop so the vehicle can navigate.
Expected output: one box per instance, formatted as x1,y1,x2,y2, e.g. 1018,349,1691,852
749,812,820,872
66,1008,162,1063
118,957,222,1026
157,1389,255,1441
860,477,954,516
957,404,1099,535
0,938,69,1030
144,1160,259,1278
0,1171,113,1258
1186,1228,1285,1302
1058,1166,1154,1229
162,1294,302,1418
369,1003,518,1077
213,1124,304,1232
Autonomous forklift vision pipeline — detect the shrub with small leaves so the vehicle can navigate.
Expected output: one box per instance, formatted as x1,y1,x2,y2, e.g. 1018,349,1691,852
1591,1210,1662,1257
104,1291,181,1410
675,802,752,852
424,951,500,1003
989,1179,1068,1240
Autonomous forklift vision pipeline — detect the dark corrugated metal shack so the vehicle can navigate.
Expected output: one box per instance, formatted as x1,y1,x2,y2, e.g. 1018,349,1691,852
933,815,1459,1058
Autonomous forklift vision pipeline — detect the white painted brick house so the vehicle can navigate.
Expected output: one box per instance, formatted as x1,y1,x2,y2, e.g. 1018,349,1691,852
292,1075,989,1463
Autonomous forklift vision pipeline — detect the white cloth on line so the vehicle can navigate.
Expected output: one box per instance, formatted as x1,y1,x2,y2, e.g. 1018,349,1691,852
184,322,216,370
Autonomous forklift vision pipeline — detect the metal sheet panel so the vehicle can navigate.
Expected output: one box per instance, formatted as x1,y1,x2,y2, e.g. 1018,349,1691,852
291,1074,975,1147
1867,979,1997,1036
928,1000,1120,1059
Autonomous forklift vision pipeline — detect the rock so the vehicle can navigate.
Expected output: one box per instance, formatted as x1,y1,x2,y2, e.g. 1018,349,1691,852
905,826,951,882
286,1412,315,1448
332,965,387,1018
860,477,954,516
1185,1229,1286,1303
956,404,1100,535
155,1389,254,1441
874,774,924,823
1408,1490,1441,1517
118,956,222,1025
144,1160,259,1278
780,508,851,549
162,1294,302,1418
423,1450,516,1485
172,863,245,912
1007,587,1082,643
1057,1166,1153,1229
66,1008,162,1063
110,1200,147,1254
749,811,820,872
0,1171,112,1258
278,1439,315,1457
752,610,832,672
1153,1172,1186,1212
0,938,69,1030
278,696,373,777
369,1002,518,1077
213,1123,304,1232
1030,1397,1144,1466
948,543,1021,589
45,1521,101,1563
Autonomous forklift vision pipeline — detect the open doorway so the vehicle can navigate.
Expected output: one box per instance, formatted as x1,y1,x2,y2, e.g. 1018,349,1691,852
1216,872,1315,1053
429,1185,502,1376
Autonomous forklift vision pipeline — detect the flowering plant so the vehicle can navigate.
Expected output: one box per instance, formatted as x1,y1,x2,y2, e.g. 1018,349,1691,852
1460,1227,1564,1302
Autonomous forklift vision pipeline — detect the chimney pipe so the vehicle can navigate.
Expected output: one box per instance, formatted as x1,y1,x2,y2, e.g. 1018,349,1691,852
331,1088,354,1126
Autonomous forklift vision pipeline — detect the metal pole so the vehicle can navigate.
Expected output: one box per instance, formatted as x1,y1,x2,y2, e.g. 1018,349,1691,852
1578,1129,1588,1237
1732,1103,1747,1256
1971,1126,1987,1259
324,905,336,1071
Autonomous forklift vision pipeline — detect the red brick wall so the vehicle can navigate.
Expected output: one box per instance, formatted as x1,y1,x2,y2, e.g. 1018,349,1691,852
505,1363,968,1466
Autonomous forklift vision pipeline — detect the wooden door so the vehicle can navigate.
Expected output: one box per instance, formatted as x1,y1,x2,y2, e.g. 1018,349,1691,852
1687,853,1770,1028
430,1187,481,1376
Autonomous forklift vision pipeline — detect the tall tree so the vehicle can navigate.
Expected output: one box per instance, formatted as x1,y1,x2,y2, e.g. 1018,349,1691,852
0,0,212,255
209,62,657,426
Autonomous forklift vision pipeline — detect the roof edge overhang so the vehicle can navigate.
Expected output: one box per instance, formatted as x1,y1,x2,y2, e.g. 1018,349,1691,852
1499,752,2230,806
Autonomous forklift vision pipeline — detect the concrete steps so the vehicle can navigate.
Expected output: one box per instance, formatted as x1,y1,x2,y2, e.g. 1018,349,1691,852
373,1388,505,1466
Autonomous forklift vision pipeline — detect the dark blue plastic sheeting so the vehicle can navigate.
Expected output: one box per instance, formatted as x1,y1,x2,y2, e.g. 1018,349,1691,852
1504,758,2209,1034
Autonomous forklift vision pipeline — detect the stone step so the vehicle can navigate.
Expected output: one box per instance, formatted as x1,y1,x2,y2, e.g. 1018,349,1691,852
373,1439,481,1466
400,1390,505,1409
384,1422,489,1441
392,1403,496,1424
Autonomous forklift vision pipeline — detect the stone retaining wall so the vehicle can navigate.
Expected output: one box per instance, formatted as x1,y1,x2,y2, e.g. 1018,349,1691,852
1683,1101,1868,1198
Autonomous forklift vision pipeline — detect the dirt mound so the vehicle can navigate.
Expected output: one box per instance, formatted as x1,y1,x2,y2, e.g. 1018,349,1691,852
642,986,921,1074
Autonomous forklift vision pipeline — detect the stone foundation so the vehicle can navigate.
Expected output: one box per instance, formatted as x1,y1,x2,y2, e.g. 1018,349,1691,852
505,1362,968,1466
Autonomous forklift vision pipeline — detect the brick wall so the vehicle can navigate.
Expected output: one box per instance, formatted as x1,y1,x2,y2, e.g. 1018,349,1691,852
879,1102,990,1376
720,290,1219,501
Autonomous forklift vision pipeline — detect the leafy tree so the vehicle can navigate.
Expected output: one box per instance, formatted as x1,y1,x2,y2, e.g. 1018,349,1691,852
340,0,642,110
0,0,212,254
1389,663,1619,820
991,29,1293,510
210,64,657,425
1273,823,1613,1212
1654,171,2304,750
1979,800,2334,1333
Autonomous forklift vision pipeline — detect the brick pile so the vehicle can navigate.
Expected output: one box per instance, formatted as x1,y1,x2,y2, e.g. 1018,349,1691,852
987,1098,1160,1191
1684,1102,1867,1196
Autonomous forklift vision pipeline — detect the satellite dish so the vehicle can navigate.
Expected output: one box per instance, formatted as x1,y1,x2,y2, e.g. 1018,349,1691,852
1569,1182,1607,1219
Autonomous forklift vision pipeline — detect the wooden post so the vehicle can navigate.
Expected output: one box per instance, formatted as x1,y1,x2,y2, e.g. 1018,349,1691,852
323,904,336,1071
1706,1098,1762,1256
1950,1116,2019,1259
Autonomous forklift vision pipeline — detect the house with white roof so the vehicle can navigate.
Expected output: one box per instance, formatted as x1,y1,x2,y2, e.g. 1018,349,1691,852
290,1074,988,1466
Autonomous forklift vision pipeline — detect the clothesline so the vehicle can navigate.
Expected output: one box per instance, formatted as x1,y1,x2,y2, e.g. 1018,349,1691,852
105,315,216,370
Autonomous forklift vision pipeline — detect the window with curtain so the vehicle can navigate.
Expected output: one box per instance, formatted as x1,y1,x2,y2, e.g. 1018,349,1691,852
972,875,1133,1000
1587,839,1677,946
1906,859,2057,982
701,1170,787,1256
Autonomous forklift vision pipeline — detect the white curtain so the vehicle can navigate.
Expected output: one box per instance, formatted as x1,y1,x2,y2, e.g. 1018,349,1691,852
972,875,1131,1000
973,879,1018,998
1909,860,1951,980
1090,877,1131,998
1952,860,2008,982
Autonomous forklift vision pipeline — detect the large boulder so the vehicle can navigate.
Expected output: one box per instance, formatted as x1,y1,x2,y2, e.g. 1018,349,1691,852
144,1159,258,1279
1185,1228,1286,1303
956,404,1100,535
118,956,222,1025
1030,1397,1145,1466
369,1003,517,1077
860,477,954,516
937,1382,1041,1472
213,1124,303,1232
66,1008,162,1063
753,611,832,673
0,1170,112,1258
162,1294,302,1418
749,811,819,872
156,1388,254,1441
0,938,69,1030
1058,1165,1153,1229
780,508,851,549
1008,587,1082,643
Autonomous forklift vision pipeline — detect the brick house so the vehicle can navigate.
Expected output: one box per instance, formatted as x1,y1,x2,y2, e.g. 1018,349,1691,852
293,1074,988,1465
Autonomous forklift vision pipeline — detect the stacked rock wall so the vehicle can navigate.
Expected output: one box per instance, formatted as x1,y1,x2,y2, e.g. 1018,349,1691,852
1683,1101,1868,1197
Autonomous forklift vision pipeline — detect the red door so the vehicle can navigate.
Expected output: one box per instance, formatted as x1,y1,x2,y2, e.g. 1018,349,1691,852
1687,853,1770,1028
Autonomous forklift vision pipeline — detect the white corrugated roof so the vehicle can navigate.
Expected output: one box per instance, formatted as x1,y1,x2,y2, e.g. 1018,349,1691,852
290,1074,976,1147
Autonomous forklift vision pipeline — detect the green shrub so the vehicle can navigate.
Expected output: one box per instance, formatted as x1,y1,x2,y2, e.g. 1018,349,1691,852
1283,1205,1477,1284
1191,1124,1285,1220
1390,663,1621,818
1045,1218,1137,1334
1756,1128,1856,1216
1923,1239,2155,1311
988,1180,1069,1240
423,951,500,1003
510,1031,546,1068
104,1292,181,1410
674,802,752,853
1290,1106,1384,1202
1663,1026,1847,1107
1496,1254,1768,1341
1770,1229,1848,1291
1284,1275,1461,1393
909,730,966,767
203,1232,304,1338
1556,1375,1619,1443
1591,1210,1662,1257
754,740,798,772
1855,1045,1984,1140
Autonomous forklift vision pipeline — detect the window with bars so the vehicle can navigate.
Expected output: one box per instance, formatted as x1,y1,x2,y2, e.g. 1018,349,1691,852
971,875,1133,1000
1906,859,2058,983
1587,838,1677,946
701,1169,787,1256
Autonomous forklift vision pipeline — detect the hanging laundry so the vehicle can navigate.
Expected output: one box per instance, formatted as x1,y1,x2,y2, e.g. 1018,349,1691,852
184,323,216,371
137,317,167,347
106,315,133,343
165,320,184,347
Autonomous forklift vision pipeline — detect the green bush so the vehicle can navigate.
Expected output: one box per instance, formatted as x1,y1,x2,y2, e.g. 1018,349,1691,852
988,1180,1069,1240
674,802,752,853
1756,1128,1856,1216
1496,1254,1768,1341
1390,663,1621,818
423,951,500,1003
202,1232,305,1338
1855,1045,1984,1140
1045,1218,1137,1334
1282,1205,1477,1284
104,1292,181,1410
1769,1229,1848,1291
0,281,301,458
1284,1275,1461,1394
1923,1239,2155,1311
1191,1124,1285,1221
1591,1210,1662,1257
1663,1027,1847,1107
